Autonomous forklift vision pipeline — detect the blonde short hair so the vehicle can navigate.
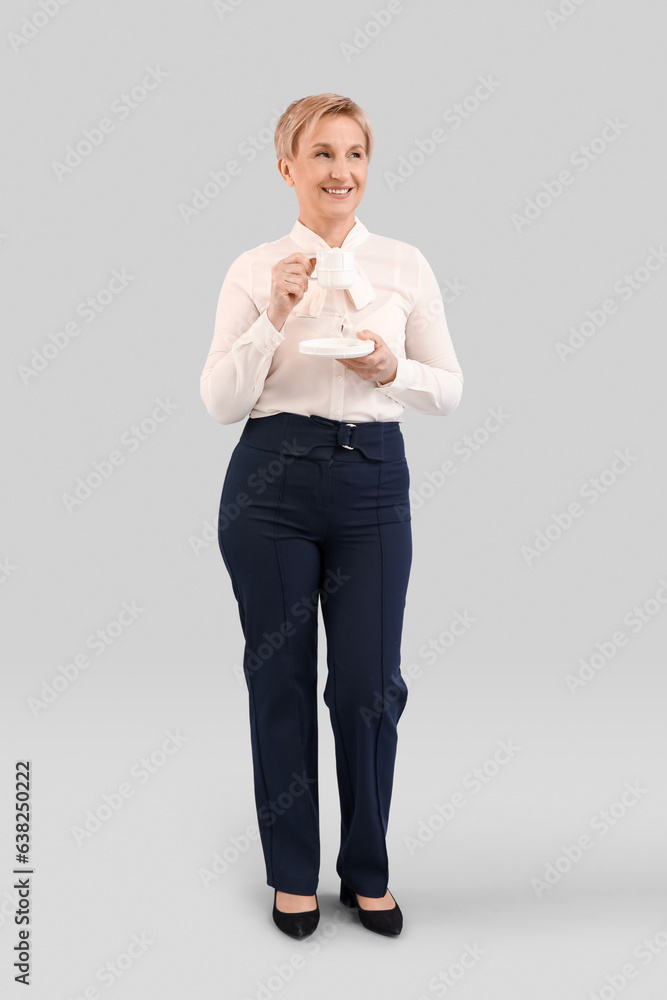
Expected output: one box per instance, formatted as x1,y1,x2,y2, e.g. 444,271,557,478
274,93,374,162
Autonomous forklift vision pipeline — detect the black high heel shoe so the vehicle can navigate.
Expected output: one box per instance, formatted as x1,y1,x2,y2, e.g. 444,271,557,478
272,889,320,939
339,879,403,936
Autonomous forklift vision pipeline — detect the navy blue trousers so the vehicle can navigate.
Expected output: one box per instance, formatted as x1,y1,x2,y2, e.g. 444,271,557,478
217,411,412,897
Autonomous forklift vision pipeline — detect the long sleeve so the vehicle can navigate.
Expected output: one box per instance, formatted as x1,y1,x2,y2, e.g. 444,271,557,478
200,252,285,425
200,218,465,424
374,248,463,416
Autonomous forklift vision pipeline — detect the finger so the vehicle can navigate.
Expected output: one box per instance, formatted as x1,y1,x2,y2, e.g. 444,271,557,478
282,277,307,294
281,263,312,278
283,253,317,273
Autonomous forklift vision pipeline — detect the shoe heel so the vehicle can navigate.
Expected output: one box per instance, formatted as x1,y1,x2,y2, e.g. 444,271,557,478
339,879,358,908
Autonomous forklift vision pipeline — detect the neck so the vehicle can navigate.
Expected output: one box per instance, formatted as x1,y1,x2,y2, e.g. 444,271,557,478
297,212,356,248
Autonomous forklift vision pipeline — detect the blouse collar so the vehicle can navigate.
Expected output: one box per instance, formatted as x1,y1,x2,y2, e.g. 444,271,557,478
289,215,371,251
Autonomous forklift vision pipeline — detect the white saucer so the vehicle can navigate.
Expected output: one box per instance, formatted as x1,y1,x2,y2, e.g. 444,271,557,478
299,337,375,359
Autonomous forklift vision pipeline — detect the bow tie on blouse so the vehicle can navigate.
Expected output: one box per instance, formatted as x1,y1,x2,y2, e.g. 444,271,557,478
292,260,376,318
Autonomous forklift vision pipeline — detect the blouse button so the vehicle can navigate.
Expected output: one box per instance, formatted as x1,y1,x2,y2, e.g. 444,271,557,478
333,409,340,415
337,375,342,381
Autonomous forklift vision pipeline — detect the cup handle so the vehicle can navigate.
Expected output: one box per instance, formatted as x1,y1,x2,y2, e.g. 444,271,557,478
307,257,317,279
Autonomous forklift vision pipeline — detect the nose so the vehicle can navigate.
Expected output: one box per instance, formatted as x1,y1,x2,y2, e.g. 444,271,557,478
329,158,351,181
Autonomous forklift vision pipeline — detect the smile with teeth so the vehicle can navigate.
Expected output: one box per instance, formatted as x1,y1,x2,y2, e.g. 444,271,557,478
323,187,352,195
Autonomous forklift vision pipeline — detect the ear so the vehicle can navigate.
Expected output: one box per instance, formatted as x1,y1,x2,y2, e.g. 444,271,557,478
277,158,294,187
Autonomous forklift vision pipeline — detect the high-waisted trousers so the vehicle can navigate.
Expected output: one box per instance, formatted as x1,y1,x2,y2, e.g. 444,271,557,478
217,410,412,897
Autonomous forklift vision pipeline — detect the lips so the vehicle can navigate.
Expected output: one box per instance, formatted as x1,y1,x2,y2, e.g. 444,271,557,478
322,187,352,197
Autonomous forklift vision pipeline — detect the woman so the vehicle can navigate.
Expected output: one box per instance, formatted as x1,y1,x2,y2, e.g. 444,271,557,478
200,94,463,939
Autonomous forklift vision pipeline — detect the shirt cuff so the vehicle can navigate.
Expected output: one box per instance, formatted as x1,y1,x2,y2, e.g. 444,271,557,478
249,309,286,358
375,357,410,394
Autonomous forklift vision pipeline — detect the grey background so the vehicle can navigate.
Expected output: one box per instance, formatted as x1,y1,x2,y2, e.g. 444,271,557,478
2,1,667,997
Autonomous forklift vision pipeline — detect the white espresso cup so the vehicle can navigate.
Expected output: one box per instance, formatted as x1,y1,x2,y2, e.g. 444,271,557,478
307,249,356,289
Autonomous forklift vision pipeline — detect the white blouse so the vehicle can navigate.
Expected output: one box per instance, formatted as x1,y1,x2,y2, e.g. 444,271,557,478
200,216,463,424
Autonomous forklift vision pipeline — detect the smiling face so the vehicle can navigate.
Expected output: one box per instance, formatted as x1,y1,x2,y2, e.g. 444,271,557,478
277,114,368,239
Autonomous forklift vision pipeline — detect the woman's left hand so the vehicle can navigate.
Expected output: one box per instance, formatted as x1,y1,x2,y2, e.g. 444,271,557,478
337,330,398,385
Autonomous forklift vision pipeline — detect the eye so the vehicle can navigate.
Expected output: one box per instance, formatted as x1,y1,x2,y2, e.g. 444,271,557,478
315,151,363,157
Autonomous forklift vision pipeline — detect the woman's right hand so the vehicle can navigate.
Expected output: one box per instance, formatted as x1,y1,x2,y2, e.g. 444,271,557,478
267,253,316,332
